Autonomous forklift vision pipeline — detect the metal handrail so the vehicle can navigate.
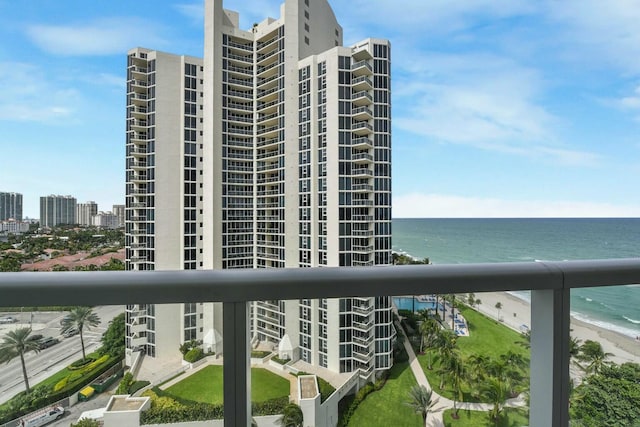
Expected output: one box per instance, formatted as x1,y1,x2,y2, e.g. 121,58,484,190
0,259,637,306
1,259,639,427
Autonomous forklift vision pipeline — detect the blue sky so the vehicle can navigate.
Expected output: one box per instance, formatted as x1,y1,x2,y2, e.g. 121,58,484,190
1,0,640,218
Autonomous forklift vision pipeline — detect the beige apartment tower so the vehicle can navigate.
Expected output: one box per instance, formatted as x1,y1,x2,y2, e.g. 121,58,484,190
126,0,393,380
124,48,204,362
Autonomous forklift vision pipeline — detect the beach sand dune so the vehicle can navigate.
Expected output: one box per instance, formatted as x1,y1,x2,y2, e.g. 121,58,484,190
468,291,640,367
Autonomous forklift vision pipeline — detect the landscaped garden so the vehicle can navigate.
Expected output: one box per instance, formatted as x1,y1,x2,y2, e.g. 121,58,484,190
164,365,290,404
345,362,422,427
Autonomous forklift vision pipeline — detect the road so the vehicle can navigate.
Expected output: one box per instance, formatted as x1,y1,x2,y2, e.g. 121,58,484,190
0,305,124,405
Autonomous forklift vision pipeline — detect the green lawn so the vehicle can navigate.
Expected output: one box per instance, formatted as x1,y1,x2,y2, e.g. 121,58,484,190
443,408,529,426
417,307,529,402
164,365,290,404
348,362,422,427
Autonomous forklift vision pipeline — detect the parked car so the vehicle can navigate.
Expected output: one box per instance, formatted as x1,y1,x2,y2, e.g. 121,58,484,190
30,334,44,342
20,405,64,427
37,337,60,350
0,316,18,324
59,314,73,326
62,327,79,338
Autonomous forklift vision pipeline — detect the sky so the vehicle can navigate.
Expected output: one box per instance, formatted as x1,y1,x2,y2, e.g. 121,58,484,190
1,0,640,218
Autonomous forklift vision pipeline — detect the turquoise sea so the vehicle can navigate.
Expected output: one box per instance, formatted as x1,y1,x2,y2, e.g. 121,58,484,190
392,218,640,338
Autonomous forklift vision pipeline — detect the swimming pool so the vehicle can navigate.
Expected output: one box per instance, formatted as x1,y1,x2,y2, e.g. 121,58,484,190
393,297,445,313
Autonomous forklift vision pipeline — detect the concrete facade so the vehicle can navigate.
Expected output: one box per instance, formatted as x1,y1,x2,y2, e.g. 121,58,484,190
125,0,393,381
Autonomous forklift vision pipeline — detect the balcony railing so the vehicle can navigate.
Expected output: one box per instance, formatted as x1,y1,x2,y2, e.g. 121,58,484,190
1,259,639,427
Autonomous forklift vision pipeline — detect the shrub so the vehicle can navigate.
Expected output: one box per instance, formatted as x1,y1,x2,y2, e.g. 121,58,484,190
251,350,271,358
53,378,68,392
129,380,151,395
117,372,134,394
184,347,204,363
271,356,290,365
71,418,101,427
68,357,95,371
251,396,289,416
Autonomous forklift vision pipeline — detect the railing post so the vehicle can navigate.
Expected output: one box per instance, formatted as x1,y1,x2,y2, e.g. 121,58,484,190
223,301,250,427
530,288,570,427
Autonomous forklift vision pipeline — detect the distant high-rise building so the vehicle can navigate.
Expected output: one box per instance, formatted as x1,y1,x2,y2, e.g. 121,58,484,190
77,201,98,227
125,0,393,381
39,195,77,227
112,204,125,227
93,211,120,229
0,192,23,221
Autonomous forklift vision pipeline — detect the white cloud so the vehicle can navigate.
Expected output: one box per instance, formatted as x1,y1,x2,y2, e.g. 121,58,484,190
0,62,80,123
174,3,203,25
546,0,640,73
392,52,600,166
393,193,640,218
25,18,166,56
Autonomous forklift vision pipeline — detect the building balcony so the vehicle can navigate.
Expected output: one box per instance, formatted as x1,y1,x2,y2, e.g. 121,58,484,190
227,40,253,52
352,184,374,193
130,322,146,334
352,91,373,107
227,64,253,77
351,60,373,76
352,106,373,121
227,53,253,64
351,137,373,150
352,45,373,61
352,199,373,206
227,101,253,112
352,229,374,237
257,33,279,52
2,260,638,427
352,121,373,136
352,75,373,92
352,168,373,177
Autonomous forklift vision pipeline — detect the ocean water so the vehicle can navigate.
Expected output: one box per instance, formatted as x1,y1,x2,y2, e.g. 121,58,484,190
392,218,640,338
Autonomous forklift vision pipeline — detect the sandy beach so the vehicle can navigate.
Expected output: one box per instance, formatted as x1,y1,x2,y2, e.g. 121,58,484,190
467,291,640,369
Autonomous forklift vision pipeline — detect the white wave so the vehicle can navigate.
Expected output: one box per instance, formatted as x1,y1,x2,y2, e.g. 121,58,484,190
585,298,593,302
570,311,640,339
623,316,640,324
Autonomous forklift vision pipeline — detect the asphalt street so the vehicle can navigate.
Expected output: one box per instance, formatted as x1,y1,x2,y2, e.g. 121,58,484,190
0,305,124,405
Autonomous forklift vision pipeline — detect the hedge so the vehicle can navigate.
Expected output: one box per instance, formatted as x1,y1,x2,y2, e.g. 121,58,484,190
0,356,122,424
184,348,204,363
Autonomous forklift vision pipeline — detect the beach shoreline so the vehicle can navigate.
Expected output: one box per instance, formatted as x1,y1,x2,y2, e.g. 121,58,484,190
467,291,640,366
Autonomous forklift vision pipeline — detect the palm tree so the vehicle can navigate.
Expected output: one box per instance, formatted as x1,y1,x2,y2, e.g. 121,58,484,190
494,302,502,321
405,384,437,424
576,340,613,374
0,327,41,393
419,317,440,356
277,403,304,427
447,353,466,418
467,292,476,307
61,306,101,361
569,336,582,359
434,329,457,388
480,377,510,422
277,403,303,427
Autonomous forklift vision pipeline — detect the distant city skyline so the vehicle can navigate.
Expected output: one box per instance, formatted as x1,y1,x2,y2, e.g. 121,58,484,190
2,1,640,218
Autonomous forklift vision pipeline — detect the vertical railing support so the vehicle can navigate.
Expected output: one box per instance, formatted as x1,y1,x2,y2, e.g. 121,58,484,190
530,288,570,427
223,301,250,427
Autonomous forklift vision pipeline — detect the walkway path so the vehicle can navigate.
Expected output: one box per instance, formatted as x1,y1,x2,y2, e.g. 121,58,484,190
395,319,526,426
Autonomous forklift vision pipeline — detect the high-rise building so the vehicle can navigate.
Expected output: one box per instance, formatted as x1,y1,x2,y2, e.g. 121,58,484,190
39,195,77,228
77,201,98,227
126,0,393,381
93,211,120,229
112,204,125,227
0,192,23,221
125,48,204,361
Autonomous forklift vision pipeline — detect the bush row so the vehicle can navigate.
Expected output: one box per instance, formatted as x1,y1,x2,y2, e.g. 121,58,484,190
140,389,288,424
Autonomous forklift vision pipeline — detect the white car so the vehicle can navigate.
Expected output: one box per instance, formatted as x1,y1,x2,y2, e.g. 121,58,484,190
0,316,17,324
